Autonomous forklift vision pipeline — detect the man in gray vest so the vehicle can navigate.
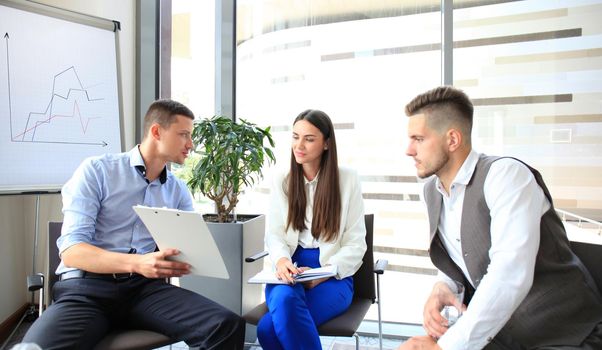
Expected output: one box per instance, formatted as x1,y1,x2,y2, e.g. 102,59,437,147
397,86,602,350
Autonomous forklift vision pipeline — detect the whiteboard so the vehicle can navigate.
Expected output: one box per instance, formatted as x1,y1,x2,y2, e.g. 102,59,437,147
0,0,123,194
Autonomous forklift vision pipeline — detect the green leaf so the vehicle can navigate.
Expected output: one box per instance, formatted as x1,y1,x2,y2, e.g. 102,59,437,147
182,115,277,222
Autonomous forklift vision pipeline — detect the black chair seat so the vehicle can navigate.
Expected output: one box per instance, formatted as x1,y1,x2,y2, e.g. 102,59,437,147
243,298,372,338
317,298,372,337
243,303,269,324
93,329,174,350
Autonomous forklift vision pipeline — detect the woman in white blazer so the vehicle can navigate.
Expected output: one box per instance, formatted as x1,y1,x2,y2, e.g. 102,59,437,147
257,109,367,350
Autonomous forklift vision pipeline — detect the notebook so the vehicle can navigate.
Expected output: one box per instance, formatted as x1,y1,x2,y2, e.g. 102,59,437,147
133,205,229,279
248,265,337,284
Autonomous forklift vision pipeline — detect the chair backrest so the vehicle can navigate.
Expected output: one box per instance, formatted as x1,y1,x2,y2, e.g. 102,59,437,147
353,214,375,302
569,240,602,294
48,221,63,297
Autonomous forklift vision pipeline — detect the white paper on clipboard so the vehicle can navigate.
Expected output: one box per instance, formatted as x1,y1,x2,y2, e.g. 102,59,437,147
133,205,229,279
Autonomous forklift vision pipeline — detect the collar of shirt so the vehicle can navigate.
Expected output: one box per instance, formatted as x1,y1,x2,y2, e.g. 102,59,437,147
303,171,319,186
435,149,480,199
129,145,167,184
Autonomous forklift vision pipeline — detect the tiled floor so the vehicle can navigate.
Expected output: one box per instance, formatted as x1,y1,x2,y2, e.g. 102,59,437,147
158,335,404,350
154,318,424,349
5,318,416,350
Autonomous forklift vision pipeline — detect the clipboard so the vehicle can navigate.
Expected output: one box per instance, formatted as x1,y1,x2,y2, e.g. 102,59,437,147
133,205,229,279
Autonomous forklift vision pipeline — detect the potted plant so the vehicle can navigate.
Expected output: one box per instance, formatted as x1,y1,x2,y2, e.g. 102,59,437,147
186,115,275,222
176,116,275,341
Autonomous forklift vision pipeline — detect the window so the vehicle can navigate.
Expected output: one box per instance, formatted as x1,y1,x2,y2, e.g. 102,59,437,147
236,0,441,326
169,0,602,333
171,0,215,119
170,0,216,213
454,0,602,222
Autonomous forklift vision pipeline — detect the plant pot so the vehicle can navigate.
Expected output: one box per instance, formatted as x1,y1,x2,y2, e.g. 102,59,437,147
179,213,265,342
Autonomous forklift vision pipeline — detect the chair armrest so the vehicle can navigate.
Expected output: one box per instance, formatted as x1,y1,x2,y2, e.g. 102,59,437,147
374,259,388,275
245,250,269,263
27,273,44,292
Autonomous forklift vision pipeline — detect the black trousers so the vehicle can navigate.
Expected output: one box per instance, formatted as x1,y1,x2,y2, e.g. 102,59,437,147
23,276,245,350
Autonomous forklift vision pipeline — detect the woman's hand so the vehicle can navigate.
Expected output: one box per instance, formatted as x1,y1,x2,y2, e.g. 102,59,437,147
275,257,302,284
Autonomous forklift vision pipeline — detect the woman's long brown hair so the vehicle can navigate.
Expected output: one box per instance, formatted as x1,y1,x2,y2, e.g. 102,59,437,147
285,109,341,242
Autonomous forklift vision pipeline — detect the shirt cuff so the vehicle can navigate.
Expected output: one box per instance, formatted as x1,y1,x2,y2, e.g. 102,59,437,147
437,331,465,350
270,252,291,267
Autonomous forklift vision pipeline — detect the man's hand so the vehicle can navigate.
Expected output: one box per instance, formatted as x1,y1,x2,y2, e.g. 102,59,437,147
134,248,191,278
397,336,441,350
423,282,466,338
275,257,302,284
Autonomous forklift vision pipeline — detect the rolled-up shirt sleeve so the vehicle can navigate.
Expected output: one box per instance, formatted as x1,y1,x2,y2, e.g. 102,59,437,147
57,158,103,255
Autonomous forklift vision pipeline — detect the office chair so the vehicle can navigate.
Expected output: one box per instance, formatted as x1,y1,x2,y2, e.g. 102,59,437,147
45,222,174,350
243,214,388,350
569,240,602,294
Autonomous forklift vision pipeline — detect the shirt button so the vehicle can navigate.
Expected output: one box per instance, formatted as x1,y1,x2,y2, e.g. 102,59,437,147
464,253,468,257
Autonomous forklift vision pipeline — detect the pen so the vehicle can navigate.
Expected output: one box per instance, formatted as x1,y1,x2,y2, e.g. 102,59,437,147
292,262,298,278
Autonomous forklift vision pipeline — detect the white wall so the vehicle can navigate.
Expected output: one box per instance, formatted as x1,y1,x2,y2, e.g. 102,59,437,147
0,0,136,324
0,195,26,324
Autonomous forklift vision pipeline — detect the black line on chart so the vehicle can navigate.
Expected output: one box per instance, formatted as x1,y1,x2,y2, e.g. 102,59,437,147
4,33,13,141
3,32,109,146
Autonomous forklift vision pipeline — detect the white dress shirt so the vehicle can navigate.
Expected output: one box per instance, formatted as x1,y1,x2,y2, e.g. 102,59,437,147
265,166,367,279
435,150,550,350
297,175,321,249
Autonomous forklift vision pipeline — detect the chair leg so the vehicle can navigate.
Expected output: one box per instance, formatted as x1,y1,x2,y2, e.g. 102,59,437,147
38,280,44,317
377,274,383,350
244,341,261,349
354,333,360,350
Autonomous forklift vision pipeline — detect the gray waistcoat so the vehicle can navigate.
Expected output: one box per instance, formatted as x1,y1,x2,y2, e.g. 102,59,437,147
425,154,602,348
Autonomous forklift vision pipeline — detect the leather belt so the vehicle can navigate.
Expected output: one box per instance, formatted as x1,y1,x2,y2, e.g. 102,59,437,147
60,270,138,281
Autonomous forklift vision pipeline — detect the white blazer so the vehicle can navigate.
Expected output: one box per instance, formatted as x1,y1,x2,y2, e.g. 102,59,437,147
266,166,367,279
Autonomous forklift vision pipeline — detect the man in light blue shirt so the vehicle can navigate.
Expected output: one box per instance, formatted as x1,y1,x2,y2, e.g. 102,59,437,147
24,99,245,349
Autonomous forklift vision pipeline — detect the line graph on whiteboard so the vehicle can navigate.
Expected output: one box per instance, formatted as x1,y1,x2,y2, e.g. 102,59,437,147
4,32,110,147
0,2,122,192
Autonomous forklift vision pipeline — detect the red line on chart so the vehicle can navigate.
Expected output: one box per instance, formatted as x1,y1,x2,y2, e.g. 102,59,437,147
12,100,100,140
4,33,109,147
10,65,104,142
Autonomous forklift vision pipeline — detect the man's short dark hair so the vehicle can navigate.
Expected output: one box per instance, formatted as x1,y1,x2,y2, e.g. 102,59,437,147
143,99,194,138
405,86,474,141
